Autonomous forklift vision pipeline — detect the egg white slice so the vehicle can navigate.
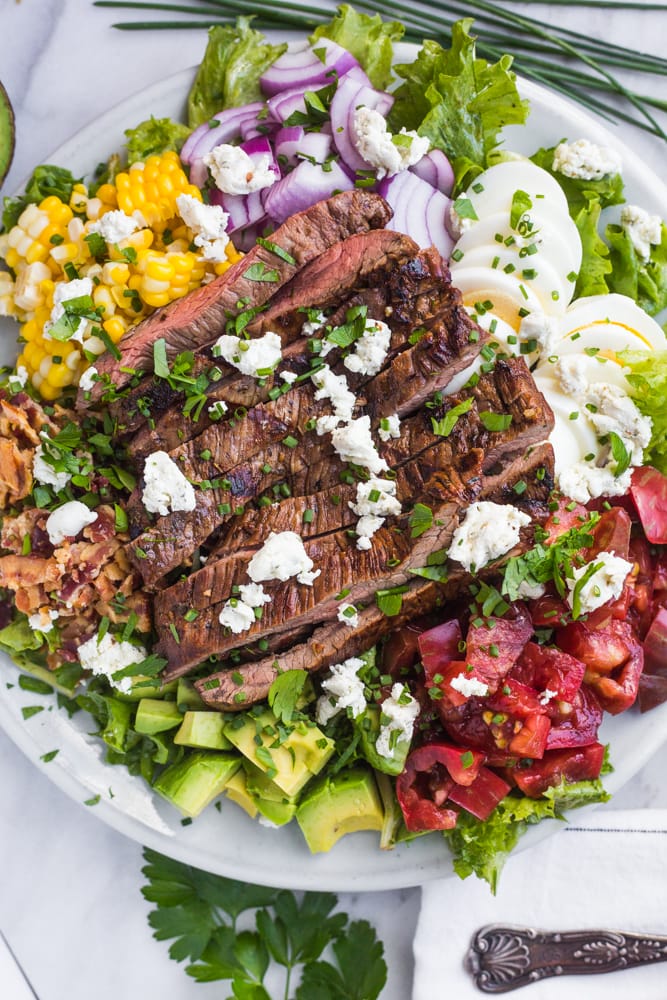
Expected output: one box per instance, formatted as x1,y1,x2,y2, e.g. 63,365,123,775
532,369,601,475
462,160,570,220
450,265,546,329
558,293,667,355
452,245,569,315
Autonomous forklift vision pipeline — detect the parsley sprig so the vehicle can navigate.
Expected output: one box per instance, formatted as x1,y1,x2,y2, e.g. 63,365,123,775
141,849,387,998
502,512,601,602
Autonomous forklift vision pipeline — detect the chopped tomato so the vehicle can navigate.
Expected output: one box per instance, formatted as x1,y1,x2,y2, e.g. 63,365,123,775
511,743,606,797
438,700,501,755
557,620,631,675
643,608,667,677
508,713,551,757
543,497,589,542
589,507,632,560
383,620,431,679
465,605,533,693
529,592,570,627
488,677,543,720
512,642,585,703
630,466,667,544
418,619,463,682
447,766,511,820
426,659,474,708
653,550,667,615
484,679,552,758
396,742,483,831
559,620,644,715
639,674,667,713
545,684,603,749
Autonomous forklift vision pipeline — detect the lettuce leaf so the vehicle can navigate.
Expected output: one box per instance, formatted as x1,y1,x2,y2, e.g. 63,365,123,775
530,144,624,215
573,198,613,298
444,773,610,892
389,20,528,194
187,19,287,129
606,220,667,317
0,616,44,666
3,164,79,232
619,349,667,474
310,4,404,90
124,116,191,166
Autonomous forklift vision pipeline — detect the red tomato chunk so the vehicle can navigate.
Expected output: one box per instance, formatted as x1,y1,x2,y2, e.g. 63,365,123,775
511,743,606,797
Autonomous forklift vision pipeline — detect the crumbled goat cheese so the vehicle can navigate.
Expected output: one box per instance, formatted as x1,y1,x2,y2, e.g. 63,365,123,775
519,310,561,359
552,139,622,181
337,602,359,628
142,450,196,517
27,608,59,633
78,631,147,694
555,355,589,396
450,673,489,698
351,477,402,518
33,444,72,491
213,331,282,378
566,550,633,614
311,364,356,430
331,415,388,475
280,370,298,384
9,365,29,391
238,582,271,608
44,277,94,340
585,381,652,466
204,144,276,195
208,400,228,420
378,413,401,442
316,657,367,725
355,514,385,551
447,501,531,572
218,599,256,634
78,366,98,392
301,311,327,336
88,209,140,244
343,318,391,377
620,204,662,262
352,107,429,179
558,462,632,505
448,202,475,240
539,688,558,706
247,530,320,586
375,683,420,760
46,501,98,546
176,192,230,263
516,579,547,600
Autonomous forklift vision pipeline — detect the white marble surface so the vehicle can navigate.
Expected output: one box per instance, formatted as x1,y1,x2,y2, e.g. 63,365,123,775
0,1,666,997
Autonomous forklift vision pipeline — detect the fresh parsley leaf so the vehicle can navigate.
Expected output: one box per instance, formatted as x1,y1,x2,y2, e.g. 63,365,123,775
296,920,387,1000
501,514,600,603
431,397,474,437
268,669,308,724
479,410,512,432
609,431,631,476
244,262,280,283
153,338,170,379
509,189,532,230
408,502,433,538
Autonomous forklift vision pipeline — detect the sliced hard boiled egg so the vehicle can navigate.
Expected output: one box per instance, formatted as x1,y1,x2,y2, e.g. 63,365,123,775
460,160,570,221
557,293,667,356
531,369,601,475
450,265,545,329
452,244,569,315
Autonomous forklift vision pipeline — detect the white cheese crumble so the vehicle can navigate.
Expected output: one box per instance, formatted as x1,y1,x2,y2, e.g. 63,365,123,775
280,370,298,384
447,501,531,572
516,579,547,601
585,382,652,466
301,311,326,336
378,413,401,442
620,204,662,263
352,107,429,179
213,331,282,378
375,683,420,760
316,656,367,725
88,209,140,244
204,144,276,195
176,192,230,263
44,277,94,340
350,477,402,552
355,515,385,552
343,318,392,377
554,355,589,397
78,631,147,694
208,400,228,420
337,602,359,628
566,550,633,615
218,599,256,634
46,501,98,546
8,365,29,392
238,582,271,608
33,444,72,491
247,530,320,586
78,366,98,392
539,688,558,706
331,415,389,475
27,608,59,633
450,672,490,698
142,450,197,517
448,202,475,240
552,139,622,180
311,364,356,430
559,463,632,505
518,310,561,359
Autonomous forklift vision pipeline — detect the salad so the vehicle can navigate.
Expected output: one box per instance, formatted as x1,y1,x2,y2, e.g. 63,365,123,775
0,7,666,891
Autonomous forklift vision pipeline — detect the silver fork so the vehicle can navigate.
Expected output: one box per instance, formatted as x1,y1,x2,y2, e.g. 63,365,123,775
466,924,667,993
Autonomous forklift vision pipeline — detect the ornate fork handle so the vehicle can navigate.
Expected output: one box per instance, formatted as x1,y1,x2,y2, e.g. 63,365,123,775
466,924,667,993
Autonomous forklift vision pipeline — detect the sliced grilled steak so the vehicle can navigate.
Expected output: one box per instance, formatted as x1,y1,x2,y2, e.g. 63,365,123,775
158,449,484,679
80,190,392,406
193,445,555,708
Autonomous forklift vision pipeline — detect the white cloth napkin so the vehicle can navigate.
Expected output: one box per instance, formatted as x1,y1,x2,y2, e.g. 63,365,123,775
413,809,667,999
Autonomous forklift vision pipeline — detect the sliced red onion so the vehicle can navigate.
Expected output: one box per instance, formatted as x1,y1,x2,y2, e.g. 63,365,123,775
330,76,394,173
410,149,455,197
263,159,354,226
378,171,454,259
274,126,332,167
182,102,265,186
340,64,373,88
209,187,267,235
239,113,276,142
267,85,311,125
260,39,359,97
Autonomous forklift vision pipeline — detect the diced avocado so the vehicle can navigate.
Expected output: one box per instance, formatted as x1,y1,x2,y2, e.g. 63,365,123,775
174,711,233,750
296,767,384,853
176,677,206,712
134,698,183,735
0,82,15,186
115,677,178,702
224,768,258,819
356,706,411,776
244,762,297,827
154,751,240,818
225,709,334,797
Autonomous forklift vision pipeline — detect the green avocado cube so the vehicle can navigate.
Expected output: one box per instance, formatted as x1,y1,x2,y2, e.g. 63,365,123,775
224,768,258,819
154,751,241,818
244,763,298,827
296,767,384,853
134,698,183,735
176,677,206,712
174,711,233,750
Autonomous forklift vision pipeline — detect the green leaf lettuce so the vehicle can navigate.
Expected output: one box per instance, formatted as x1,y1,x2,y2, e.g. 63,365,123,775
310,4,404,90
125,116,191,165
619,349,667,474
606,219,667,317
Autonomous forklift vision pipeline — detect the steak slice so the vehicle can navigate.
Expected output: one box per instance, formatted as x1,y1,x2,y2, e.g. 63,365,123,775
80,190,392,406
157,449,484,679
193,446,555,709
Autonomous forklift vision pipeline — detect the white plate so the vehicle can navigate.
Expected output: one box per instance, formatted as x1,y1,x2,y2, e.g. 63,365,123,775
1,46,667,891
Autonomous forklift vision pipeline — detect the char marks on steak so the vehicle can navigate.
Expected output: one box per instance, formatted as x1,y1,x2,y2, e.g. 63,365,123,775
195,444,555,709
79,190,392,407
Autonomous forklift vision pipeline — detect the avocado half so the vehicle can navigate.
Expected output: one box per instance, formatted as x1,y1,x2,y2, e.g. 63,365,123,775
0,81,15,187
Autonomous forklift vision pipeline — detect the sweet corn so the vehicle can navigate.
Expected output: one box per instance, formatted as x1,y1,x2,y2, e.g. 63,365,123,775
115,151,201,229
